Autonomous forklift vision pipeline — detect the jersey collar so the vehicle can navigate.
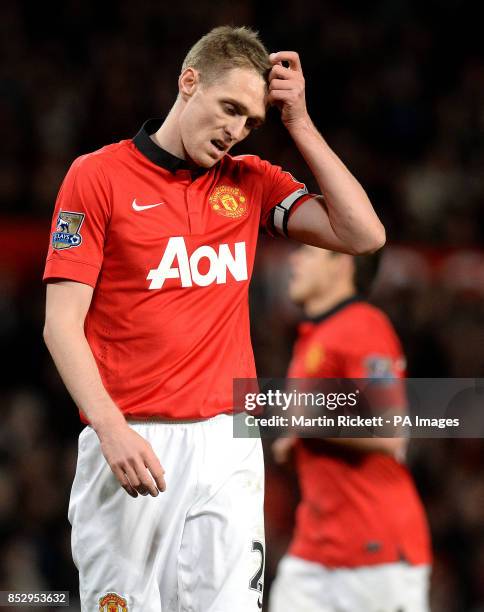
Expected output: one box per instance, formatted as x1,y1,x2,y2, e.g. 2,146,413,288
306,295,363,325
133,119,192,173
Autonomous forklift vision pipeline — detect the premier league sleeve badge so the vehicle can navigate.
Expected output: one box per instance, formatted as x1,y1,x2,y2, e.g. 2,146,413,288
52,210,85,250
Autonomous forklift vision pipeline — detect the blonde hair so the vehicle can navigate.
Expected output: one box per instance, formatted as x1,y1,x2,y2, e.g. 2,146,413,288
182,26,271,85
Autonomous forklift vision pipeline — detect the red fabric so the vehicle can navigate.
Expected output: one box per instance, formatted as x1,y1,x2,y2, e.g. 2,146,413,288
287,301,432,567
43,142,308,421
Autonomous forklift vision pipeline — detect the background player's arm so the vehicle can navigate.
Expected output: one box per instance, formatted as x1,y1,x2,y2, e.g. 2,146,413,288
272,436,297,464
43,281,166,497
268,51,385,255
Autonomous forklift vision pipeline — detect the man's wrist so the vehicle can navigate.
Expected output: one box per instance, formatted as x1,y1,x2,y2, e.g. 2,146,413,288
283,113,314,135
90,407,127,436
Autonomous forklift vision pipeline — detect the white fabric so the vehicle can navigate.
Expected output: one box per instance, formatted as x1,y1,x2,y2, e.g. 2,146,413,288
68,415,265,612
269,554,430,612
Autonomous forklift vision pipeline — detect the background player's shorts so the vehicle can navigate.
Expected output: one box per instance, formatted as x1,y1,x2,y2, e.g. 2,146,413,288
68,415,265,612
269,555,430,612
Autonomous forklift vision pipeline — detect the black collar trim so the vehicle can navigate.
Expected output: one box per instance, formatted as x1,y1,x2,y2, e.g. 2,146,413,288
133,118,191,173
307,295,363,325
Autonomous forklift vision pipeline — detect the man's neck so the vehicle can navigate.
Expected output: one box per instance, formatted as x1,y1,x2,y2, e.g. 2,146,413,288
304,285,356,318
150,101,186,160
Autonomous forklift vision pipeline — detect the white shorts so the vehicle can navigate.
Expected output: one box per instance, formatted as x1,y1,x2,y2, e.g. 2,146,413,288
68,415,265,612
269,555,430,612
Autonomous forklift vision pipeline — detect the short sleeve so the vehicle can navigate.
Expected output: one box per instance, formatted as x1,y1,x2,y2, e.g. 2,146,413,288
43,154,111,288
256,158,314,237
343,351,405,380
342,338,407,412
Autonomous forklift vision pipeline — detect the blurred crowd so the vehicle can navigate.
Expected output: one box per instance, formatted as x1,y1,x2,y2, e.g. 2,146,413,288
0,0,483,610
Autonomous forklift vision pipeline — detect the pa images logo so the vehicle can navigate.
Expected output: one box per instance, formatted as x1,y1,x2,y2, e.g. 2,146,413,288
209,185,248,219
98,592,128,612
52,210,85,250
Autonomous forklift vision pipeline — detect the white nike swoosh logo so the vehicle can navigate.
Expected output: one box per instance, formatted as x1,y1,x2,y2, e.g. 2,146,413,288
132,199,164,211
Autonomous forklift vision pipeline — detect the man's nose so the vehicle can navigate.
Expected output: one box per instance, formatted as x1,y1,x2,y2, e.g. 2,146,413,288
225,117,247,142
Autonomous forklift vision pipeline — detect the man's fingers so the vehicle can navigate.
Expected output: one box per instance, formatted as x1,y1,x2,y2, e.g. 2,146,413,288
267,90,289,104
145,457,166,493
123,463,148,495
113,466,138,497
130,461,159,496
151,468,166,493
269,79,294,91
123,483,139,497
269,51,302,71
104,433,166,498
269,64,295,81
115,461,162,497
141,473,159,497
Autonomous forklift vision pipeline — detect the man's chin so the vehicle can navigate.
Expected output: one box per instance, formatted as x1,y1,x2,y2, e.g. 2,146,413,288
189,153,220,169
184,144,223,168
288,288,306,306
199,158,219,168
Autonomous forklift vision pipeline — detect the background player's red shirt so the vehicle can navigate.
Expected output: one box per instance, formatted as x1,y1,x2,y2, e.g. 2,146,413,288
287,297,432,567
43,119,312,422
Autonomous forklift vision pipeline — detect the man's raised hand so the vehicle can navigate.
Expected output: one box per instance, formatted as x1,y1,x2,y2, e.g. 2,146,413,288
268,51,309,129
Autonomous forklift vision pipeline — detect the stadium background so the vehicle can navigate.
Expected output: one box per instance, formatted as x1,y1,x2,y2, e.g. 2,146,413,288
0,0,483,610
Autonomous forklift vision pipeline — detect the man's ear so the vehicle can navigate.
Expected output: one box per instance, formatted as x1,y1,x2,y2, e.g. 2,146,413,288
179,68,200,100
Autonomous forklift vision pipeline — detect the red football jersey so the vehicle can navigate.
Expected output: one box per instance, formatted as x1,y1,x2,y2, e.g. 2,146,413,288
43,119,312,422
287,297,432,567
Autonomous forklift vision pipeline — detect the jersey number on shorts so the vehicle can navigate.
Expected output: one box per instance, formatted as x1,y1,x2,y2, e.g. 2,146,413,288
249,540,265,609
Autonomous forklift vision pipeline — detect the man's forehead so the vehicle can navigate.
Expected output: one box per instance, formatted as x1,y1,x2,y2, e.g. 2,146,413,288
215,67,267,119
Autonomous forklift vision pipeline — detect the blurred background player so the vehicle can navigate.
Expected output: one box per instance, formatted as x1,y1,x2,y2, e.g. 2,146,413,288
269,246,432,612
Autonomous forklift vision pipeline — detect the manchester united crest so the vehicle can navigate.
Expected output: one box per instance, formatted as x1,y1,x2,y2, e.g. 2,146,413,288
98,592,128,612
209,185,248,219
305,344,324,375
